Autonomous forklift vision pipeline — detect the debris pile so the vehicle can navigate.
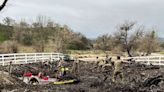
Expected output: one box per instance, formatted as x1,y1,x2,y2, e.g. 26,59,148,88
0,60,164,92
0,71,25,91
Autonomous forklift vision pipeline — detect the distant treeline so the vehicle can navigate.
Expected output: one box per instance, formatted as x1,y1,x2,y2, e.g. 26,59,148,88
0,17,162,56
0,16,91,53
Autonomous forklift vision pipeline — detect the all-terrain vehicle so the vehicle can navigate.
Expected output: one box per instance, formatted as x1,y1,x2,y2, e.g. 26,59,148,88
20,69,79,85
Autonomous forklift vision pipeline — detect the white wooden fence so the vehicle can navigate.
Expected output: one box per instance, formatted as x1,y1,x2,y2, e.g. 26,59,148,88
0,53,63,66
0,53,164,66
123,56,164,65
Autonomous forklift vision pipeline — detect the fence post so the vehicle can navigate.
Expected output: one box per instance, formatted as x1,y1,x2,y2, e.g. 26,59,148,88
42,53,44,62
147,57,150,65
51,53,53,62
14,54,16,64
35,53,37,62
58,53,60,61
159,56,161,65
9,61,12,75
2,55,4,66
25,54,27,63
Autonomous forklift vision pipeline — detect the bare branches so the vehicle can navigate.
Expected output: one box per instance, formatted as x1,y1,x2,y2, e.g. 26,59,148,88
0,0,8,11
120,21,136,31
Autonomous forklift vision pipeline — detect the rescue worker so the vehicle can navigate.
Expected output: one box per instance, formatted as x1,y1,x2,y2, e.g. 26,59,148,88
71,58,79,76
43,61,50,69
57,57,69,78
57,57,66,68
105,55,112,64
101,57,113,72
112,56,123,82
105,55,109,63
60,66,69,77
96,56,99,65
98,59,106,66
94,58,105,72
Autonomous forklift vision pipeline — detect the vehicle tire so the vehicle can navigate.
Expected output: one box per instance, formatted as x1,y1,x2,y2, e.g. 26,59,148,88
29,78,39,85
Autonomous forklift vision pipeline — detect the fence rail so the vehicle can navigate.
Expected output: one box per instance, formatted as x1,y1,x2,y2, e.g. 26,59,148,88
123,56,164,65
0,53,62,66
0,53,164,66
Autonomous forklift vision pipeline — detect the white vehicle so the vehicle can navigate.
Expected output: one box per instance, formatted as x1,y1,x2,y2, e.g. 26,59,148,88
20,73,78,85
19,73,57,85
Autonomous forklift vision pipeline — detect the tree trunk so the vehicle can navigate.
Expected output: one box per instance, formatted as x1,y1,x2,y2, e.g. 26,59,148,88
127,49,132,57
127,45,133,57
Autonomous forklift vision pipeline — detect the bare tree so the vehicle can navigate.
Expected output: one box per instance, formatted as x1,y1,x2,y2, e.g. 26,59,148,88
115,21,144,57
139,30,160,55
0,0,8,11
32,16,51,52
3,17,15,26
53,25,74,52
117,21,136,56
94,34,112,52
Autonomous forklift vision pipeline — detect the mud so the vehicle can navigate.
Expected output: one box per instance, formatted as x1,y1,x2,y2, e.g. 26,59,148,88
0,61,164,92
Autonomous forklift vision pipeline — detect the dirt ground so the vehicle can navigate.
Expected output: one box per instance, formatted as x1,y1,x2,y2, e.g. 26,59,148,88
0,60,164,92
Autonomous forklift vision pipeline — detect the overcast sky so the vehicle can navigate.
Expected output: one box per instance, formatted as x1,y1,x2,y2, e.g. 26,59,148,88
0,0,164,38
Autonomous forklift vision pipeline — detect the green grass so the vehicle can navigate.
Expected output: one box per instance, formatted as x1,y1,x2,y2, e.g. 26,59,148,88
159,51,164,55
66,50,109,54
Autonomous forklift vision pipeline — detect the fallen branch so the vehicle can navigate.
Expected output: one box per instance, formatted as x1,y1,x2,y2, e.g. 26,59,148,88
0,0,8,11
143,75,163,87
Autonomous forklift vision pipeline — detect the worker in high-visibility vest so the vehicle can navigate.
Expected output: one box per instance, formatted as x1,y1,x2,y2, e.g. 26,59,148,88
60,66,69,77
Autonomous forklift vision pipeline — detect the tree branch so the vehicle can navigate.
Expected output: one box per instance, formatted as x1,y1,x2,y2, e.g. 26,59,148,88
0,0,8,11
